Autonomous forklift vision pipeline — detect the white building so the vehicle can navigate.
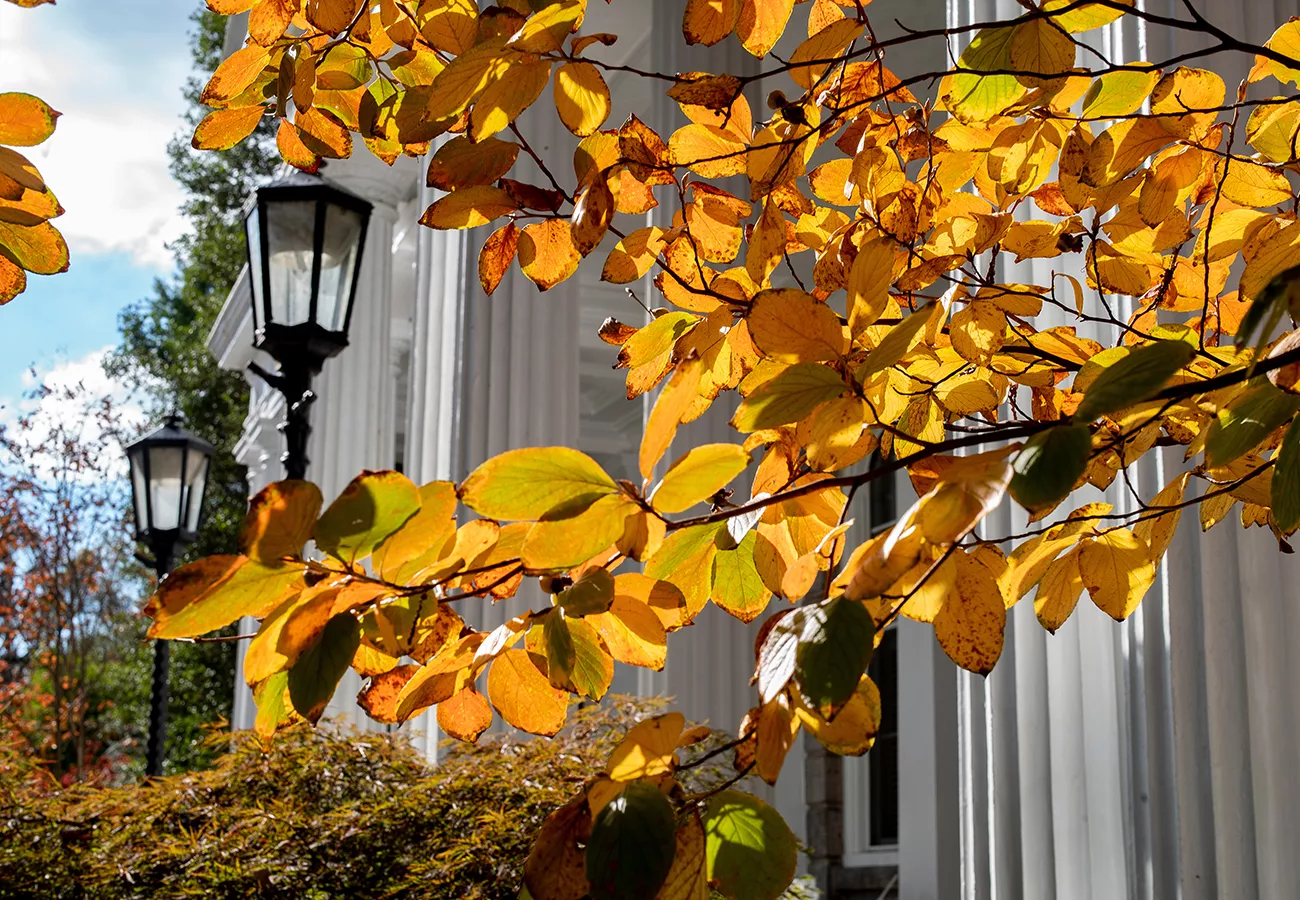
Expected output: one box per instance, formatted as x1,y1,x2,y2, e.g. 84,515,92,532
210,2,1300,897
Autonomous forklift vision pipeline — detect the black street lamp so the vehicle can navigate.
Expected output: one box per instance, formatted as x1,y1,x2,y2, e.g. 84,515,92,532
242,169,373,479
126,414,214,777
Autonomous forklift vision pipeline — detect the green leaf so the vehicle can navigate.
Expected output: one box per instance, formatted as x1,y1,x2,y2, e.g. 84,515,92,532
1074,340,1196,421
1009,425,1092,509
287,612,361,724
1205,381,1300,466
1273,418,1300,532
731,363,846,432
651,443,751,514
585,781,677,900
702,790,797,900
558,567,616,616
942,27,1025,123
542,609,577,689
567,618,614,699
794,597,875,719
314,470,422,565
460,446,619,520
711,531,771,623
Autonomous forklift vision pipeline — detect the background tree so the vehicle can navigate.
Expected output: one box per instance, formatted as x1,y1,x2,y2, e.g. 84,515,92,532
0,384,134,782
152,0,1300,897
105,6,279,774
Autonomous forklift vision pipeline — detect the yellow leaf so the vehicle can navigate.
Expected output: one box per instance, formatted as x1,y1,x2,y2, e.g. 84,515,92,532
847,237,896,337
587,595,669,669
794,674,881,755
645,523,723,619
745,196,788,286
0,255,26,304
294,107,353,159
1133,471,1190,564
487,649,569,736
602,226,669,283
656,813,710,900
652,443,750,514
789,20,864,89
519,217,581,290
426,135,519,192
1043,0,1133,32
554,62,610,137
146,556,303,640
420,0,479,55
426,45,510,123
857,303,935,378
1080,67,1161,119
276,118,320,172
305,0,361,35
606,711,685,780
470,58,551,141
640,357,704,479
732,362,846,432
668,123,748,179
507,0,581,53
1034,545,1085,633
754,693,800,784
934,550,1006,674
800,396,874,473
522,493,639,569
372,481,458,581
1008,18,1075,77
736,0,793,57
0,93,59,146
0,219,69,275
191,105,264,151
614,573,688,631
419,184,518,230
683,0,740,46
242,584,337,686
461,446,617,520
1079,528,1156,620
240,480,322,564
914,448,1014,545
748,288,848,363
1219,160,1294,209
1251,20,1300,87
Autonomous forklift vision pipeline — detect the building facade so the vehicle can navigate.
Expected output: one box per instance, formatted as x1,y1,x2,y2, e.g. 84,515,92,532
210,1,1300,897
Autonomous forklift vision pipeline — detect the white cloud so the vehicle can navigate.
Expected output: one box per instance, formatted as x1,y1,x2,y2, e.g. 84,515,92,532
1,348,149,479
0,5,191,270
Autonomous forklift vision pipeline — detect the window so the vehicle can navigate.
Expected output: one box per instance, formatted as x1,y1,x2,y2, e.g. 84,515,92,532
843,452,900,865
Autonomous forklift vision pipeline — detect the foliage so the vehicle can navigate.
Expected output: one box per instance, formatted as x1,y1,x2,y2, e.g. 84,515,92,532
104,6,280,774
0,696,785,900
0,385,135,781
157,0,1300,896
0,0,68,304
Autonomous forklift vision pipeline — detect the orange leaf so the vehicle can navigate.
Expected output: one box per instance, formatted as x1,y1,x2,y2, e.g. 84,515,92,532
736,0,793,57
426,135,519,191
240,480,322,564
276,117,321,171
519,218,581,290
249,0,298,45
0,255,26,304
420,184,519,230
479,222,520,295
305,0,361,35
571,176,614,256
0,93,60,147
201,44,273,105
192,105,266,151
437,686,494,741
683,0,740,46
747,288,848,363
487,648,569,735
356,663,419,724
294,107,352,158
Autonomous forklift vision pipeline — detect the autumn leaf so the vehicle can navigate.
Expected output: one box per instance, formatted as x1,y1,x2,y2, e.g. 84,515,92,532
651,443,750,513
0,93,59,146
487,648,569,736
240,480,322,564
520,218,582,290
461,446,617,520
314,470,421,565
555,62,611,137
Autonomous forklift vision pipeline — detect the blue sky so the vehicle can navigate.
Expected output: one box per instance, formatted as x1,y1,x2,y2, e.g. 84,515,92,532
0,0,200,406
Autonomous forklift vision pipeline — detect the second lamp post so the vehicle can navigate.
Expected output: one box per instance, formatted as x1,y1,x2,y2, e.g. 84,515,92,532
242,169,373,479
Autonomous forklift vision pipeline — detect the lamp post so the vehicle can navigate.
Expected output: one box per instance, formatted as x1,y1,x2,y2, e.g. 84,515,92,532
125,415,214,777
242,169,373,479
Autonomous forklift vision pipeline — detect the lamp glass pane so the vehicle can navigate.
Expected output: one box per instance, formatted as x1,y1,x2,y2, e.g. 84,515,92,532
265,199,318,327
147,445,185,532
316,203,363,331
184,452,210,533
245,205,263,329
128,446,149,533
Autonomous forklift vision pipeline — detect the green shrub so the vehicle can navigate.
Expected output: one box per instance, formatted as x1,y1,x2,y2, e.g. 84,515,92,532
0,696,676,899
